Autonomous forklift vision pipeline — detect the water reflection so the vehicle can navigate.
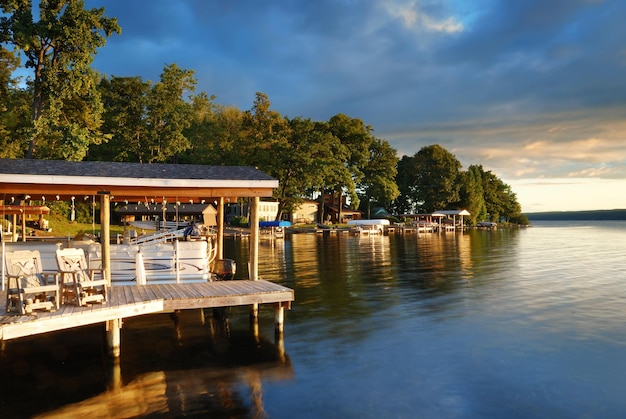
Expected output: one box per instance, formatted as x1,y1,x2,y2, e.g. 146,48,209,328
1,310,292,418
4,224,626,418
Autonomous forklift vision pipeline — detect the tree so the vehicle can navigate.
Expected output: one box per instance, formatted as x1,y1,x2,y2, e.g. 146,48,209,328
0,0,120,159
180,91,219,165
413,144,462,213
391,155,418,215
239,92,288,168
92,76,150,162
145,64,196,163
0,45,30,157
458,165,487,225
269,117,343,220
357,137,400,218
325,114,373,218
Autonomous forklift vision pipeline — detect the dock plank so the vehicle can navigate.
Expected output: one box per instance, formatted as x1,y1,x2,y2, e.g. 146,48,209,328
1,280,294,342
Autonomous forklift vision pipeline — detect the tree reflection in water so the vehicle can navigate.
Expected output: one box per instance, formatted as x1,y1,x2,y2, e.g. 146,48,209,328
0,308,292,418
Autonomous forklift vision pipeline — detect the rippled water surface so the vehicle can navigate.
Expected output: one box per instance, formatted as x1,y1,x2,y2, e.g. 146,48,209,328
2,221,626,418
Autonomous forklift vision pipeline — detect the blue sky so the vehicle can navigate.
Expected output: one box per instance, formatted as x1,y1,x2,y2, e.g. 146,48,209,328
81,0,626,212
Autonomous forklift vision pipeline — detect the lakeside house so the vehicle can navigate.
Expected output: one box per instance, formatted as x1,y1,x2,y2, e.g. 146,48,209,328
115,202,218,227
224,194,364,225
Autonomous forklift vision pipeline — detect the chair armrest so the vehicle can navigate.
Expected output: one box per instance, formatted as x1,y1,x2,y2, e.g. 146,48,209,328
86,268,105,282
41,271,60,285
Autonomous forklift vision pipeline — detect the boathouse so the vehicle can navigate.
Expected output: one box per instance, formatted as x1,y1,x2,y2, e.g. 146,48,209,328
0,158,294,356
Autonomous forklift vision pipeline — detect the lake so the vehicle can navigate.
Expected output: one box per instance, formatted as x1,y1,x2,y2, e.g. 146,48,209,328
2,221,626,418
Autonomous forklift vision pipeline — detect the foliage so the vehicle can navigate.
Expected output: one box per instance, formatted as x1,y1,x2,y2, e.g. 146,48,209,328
357,137,400,218
230,216,248,227
393,146,525,224
390,155,418,215
326,113,372,209
413,144,462,213
145,64,196,163
0,0,120,160
92,76,150,161
457,165,487,225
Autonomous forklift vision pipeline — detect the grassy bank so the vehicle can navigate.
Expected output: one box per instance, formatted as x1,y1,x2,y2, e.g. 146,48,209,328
26,213,126,239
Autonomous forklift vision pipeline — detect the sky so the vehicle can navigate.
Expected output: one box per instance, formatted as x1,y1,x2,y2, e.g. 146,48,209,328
79,0,626,212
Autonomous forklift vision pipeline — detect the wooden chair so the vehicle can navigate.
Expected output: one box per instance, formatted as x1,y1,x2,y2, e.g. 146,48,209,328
5,250,60,315
56,247,107,306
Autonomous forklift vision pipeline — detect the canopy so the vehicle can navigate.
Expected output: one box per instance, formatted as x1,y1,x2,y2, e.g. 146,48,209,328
259,221,291,228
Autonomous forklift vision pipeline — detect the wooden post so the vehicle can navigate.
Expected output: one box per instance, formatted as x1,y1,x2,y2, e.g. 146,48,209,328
21,212,26,242
217,197,224,260
274,302,285,335
249,196,259,281
249,196,260,322
100,192,111,284
106,318,122,358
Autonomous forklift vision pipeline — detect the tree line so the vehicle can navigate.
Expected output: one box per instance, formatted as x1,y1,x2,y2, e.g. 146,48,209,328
0,0,527,225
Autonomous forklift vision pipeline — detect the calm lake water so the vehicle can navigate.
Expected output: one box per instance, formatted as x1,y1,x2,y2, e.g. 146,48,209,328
2,221,626,418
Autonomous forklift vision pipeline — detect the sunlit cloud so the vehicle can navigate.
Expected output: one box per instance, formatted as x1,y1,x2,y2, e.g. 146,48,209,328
384,0,464,34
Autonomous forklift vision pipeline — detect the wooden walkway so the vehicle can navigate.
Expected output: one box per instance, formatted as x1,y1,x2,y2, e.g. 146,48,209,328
1,280,294,342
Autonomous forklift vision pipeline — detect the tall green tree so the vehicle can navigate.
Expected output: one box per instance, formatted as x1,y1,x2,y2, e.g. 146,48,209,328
180,91,218,165
392,155,418,215
269,117,344,220
0,45,29,157
458,164,487,225
325,114,372,217
240,92,288,168
0,0,120,160
145,63,196,163
413,144,462,213
357,137,400,218
92,75,150,162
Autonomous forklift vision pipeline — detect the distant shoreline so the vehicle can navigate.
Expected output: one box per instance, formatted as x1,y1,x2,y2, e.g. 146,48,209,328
526,209,626,221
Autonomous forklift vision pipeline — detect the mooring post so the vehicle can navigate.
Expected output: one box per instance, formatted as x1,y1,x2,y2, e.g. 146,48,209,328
274,302,285,335
106,318,122,358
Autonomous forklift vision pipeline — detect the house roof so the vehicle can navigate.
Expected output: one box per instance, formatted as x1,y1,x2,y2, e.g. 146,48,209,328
0,159,278,202
433,209,471,216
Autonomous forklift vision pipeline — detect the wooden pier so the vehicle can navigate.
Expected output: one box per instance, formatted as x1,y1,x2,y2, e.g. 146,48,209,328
1,280,294,357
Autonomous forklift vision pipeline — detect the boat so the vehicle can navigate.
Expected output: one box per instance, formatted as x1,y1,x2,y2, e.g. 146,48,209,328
259,221,291,239
347,219,390,235
477,221,497,229
1,227,222,286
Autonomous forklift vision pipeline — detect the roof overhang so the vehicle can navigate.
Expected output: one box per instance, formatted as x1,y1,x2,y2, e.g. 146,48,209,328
0,159,278,203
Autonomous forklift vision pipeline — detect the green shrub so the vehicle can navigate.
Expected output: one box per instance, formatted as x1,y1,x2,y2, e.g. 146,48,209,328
230,216,248,227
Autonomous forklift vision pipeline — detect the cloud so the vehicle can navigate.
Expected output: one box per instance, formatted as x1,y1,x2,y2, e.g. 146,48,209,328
383,1,464,34
81,0,626,211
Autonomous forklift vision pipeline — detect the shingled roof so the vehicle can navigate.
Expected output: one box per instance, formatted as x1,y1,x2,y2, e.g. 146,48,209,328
0,159,278,202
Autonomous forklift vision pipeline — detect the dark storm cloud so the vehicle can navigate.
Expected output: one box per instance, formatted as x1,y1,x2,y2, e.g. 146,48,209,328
82,0,626,210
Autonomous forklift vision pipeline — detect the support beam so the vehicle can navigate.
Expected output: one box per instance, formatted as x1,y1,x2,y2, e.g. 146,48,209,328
274,302,285,334
21,213,25,242
106,318,122,358
100,193,111,284
217,197,224,260
249,196,259,281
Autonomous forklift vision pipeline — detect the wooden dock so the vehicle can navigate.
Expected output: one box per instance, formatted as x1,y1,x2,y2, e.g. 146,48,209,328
1,280,294,355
